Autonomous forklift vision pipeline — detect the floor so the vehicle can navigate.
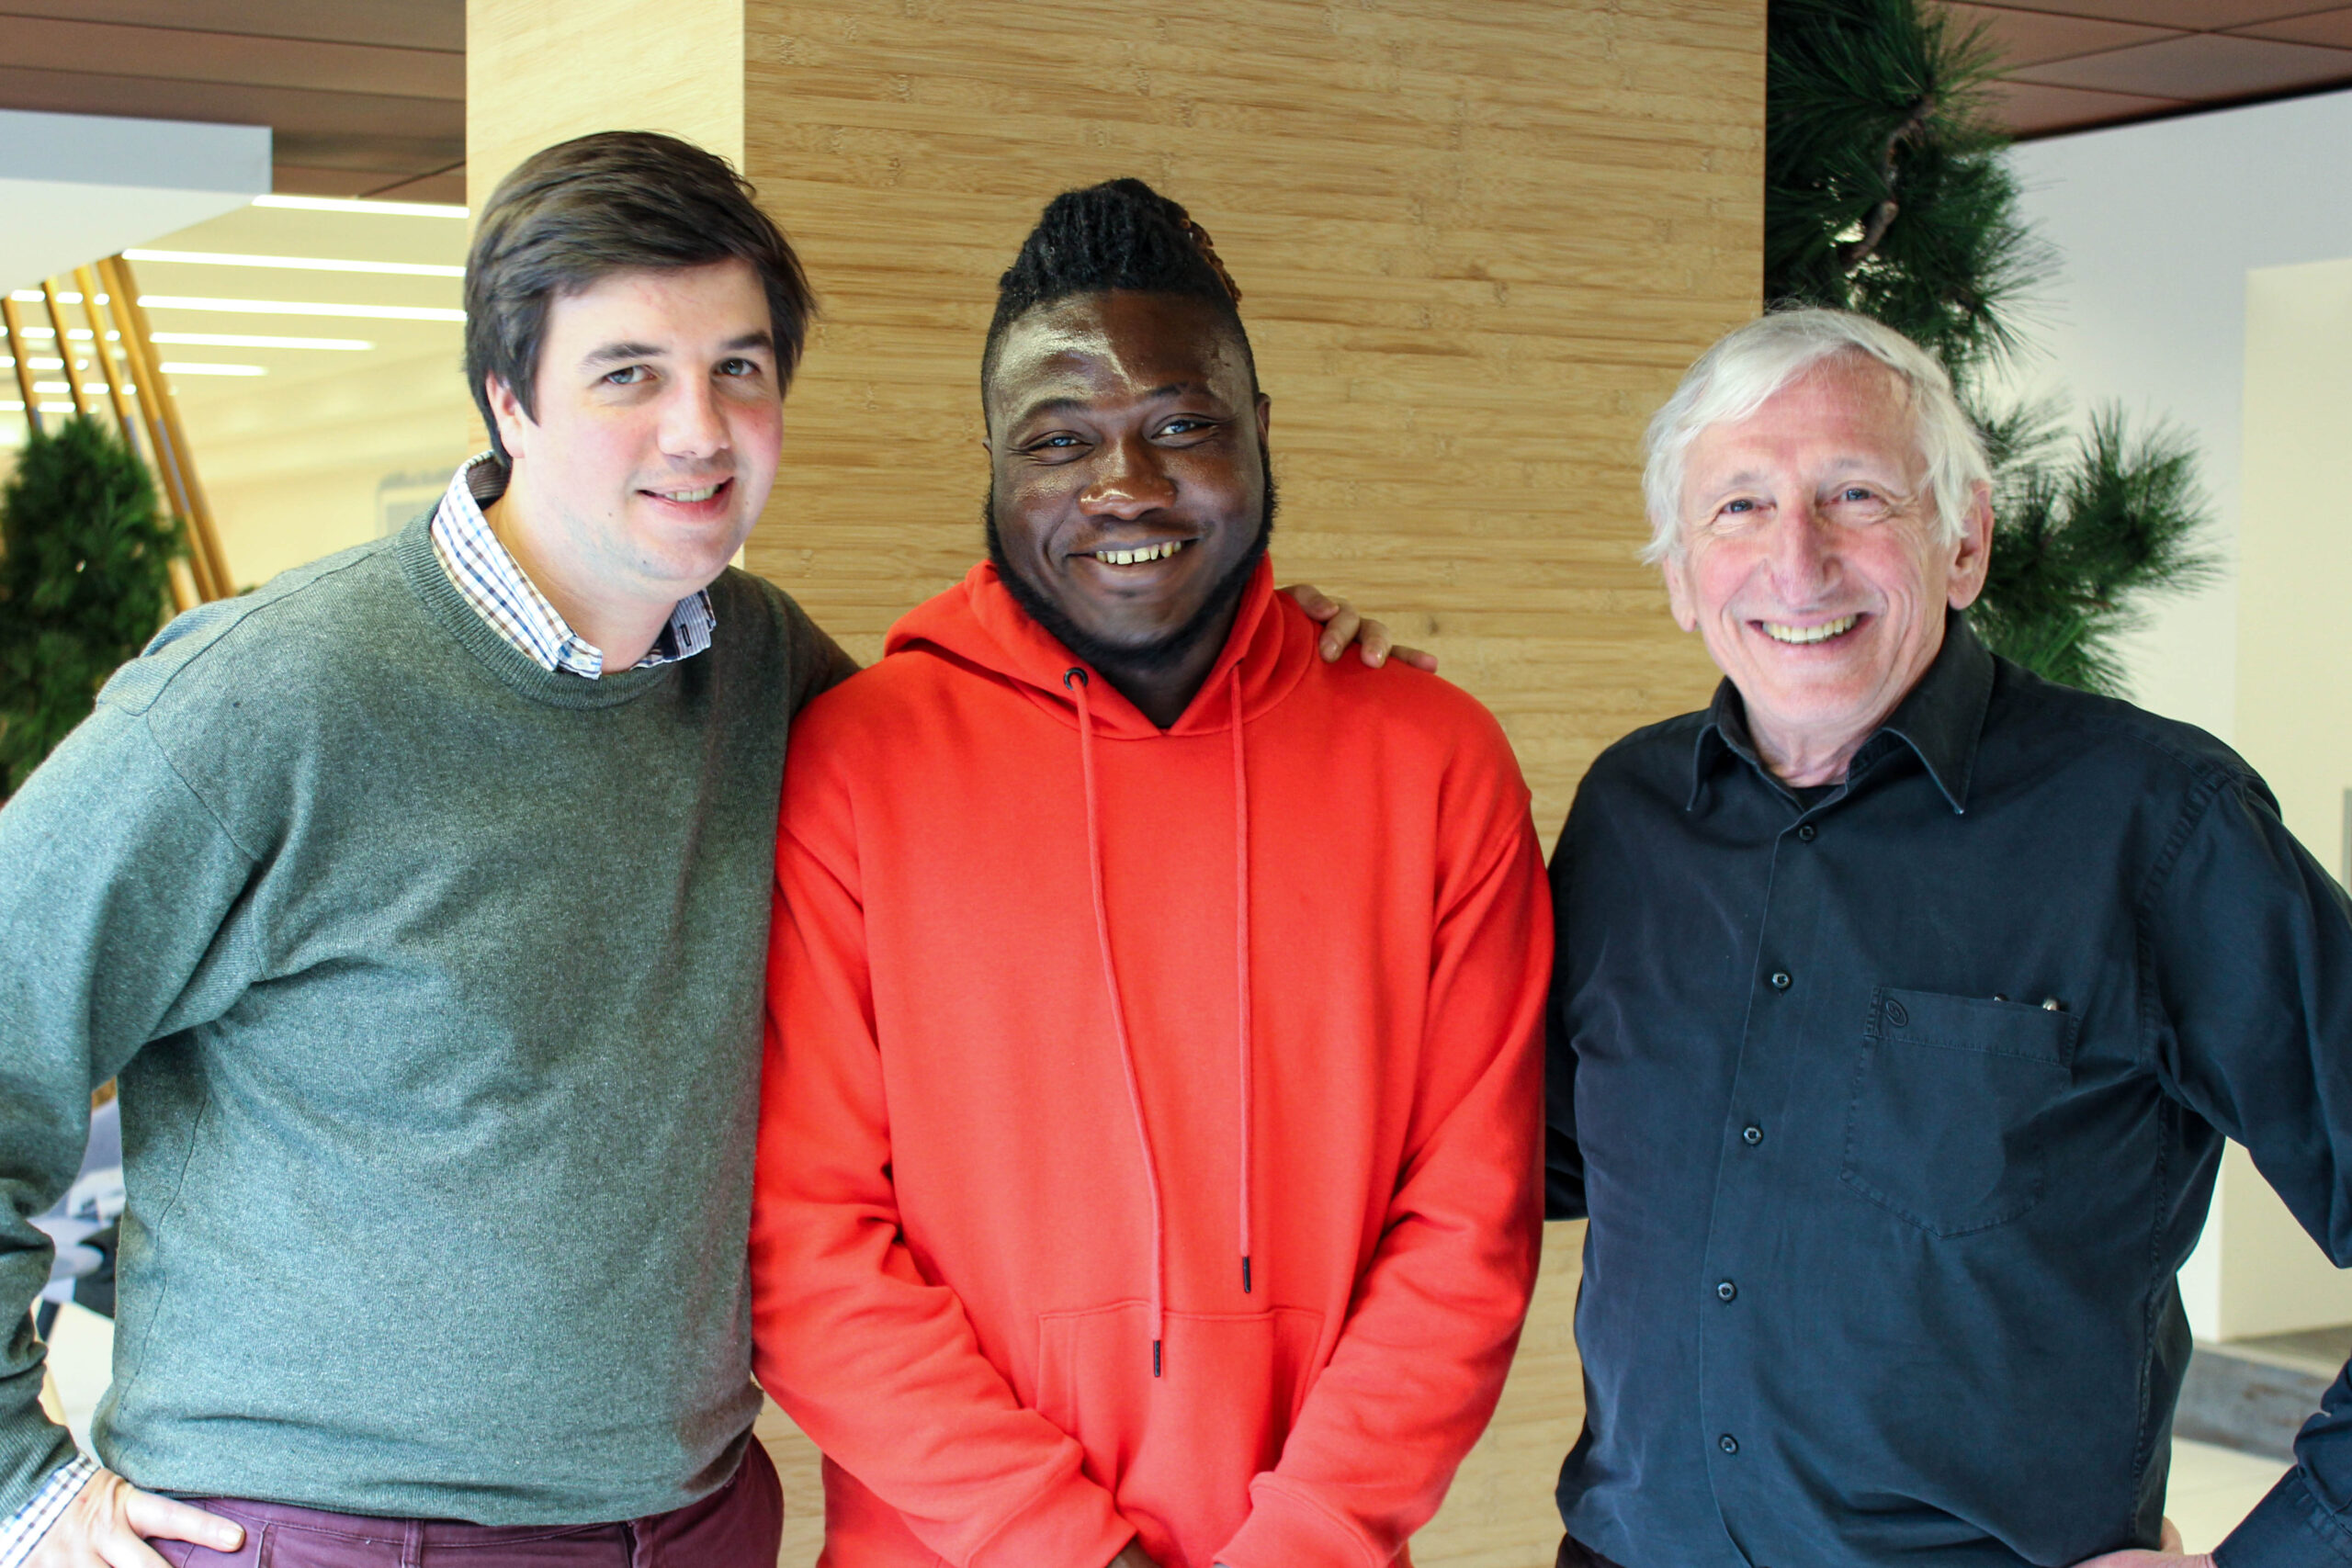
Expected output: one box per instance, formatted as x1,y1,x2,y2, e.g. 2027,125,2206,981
34,1245,2297,1566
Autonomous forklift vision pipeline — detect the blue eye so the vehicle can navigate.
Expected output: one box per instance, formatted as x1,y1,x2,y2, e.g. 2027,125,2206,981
1724,499,1756,513
605,365,649,386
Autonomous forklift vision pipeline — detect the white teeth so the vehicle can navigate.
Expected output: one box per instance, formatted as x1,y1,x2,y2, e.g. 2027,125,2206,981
1762,615,1860,645
661,484,721,503
1095,540,1187,566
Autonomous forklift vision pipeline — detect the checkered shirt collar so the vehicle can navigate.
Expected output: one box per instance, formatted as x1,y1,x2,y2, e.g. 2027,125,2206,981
427,453,716,679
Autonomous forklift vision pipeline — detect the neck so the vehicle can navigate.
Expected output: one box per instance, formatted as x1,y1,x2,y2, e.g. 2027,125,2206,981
1092,597,1242,728
483,468,673,670
1750,723,1872,789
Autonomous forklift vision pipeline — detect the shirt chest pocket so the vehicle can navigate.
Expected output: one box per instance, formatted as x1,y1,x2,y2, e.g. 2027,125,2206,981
1838,987,2080,1238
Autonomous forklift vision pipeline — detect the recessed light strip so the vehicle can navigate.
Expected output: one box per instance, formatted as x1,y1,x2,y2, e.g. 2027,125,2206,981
136,297,465,322
13,289,460,322
153,333,375,351
124,249,462,278
254,194,468,220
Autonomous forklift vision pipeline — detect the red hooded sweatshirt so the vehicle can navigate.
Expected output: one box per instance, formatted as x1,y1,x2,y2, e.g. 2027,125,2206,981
750,558,1548,1568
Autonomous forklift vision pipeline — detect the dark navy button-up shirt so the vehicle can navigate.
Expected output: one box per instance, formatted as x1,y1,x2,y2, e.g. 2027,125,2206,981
1547,616,2352,1568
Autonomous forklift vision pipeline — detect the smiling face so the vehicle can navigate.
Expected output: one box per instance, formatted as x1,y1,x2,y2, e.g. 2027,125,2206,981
1663,353,1992,784
484,258,783,654
983,289,1271,710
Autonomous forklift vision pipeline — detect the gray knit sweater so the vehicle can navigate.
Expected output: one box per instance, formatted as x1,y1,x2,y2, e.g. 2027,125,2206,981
0,514,853,1523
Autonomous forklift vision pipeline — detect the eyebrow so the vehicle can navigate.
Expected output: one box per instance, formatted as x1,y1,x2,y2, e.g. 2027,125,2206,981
1007,382,1205,424
580,331,775,368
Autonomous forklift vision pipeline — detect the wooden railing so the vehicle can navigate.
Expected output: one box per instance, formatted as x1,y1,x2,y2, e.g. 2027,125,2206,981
2,257,232,611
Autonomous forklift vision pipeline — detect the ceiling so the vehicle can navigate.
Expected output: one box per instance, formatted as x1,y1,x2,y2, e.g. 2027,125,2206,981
1,2,2347,189
1941,2,2352,137
0,1,462,202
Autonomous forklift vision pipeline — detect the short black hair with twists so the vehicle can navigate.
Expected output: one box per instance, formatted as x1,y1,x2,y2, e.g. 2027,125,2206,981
465,130,814,464
981,176,1254,400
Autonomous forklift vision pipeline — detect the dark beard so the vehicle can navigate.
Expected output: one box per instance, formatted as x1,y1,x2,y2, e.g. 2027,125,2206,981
984,468,1276,680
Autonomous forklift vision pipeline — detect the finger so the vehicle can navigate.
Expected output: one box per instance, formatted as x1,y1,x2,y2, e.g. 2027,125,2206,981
1280,583,1338,622
2158,1517,2184,1552
93,1526,175,1568
119,1488,243,1552
1391,644,1439,673
1318,605,1363,662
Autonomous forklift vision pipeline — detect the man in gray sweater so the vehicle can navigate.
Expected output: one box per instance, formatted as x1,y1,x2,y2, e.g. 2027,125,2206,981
0,133,855,1568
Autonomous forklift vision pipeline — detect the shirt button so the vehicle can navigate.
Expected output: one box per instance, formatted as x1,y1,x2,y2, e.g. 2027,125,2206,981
1719,1434,1740,1455
1770,970,1792,991
1716,1280,1737,1302
1795,823,1816,841
1742,1124,1764,1146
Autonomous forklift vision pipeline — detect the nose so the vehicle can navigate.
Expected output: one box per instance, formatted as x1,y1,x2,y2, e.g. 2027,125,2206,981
1079,433,1176,521
659,374,731,465
1762,495,1838,601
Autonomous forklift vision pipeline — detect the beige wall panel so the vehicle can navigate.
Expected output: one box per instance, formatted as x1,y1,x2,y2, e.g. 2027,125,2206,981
740,0,1757,833
2223,255,2352,1338
467,0,746,210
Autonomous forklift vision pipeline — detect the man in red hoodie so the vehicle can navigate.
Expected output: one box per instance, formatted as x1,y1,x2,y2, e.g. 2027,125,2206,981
750,178,1550,1568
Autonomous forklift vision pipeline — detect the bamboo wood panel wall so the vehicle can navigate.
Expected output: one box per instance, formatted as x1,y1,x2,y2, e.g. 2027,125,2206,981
738,0,1760,831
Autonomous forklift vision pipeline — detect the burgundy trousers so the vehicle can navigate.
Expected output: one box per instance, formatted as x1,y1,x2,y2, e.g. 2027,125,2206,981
153,1441,782,1568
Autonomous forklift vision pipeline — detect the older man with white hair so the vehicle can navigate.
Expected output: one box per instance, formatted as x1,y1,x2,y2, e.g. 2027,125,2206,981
1544,308,2352,1568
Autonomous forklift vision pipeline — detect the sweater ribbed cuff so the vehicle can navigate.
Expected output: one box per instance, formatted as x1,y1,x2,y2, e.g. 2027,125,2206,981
1216,1476,1384,1568
963,1470,1131,1568
2216,1467,2352,1567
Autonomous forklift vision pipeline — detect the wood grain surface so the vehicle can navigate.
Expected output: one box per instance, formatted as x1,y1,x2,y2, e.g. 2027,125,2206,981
730,1,1758,830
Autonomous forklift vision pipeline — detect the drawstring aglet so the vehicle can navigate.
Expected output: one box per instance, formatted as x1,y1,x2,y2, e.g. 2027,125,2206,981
1152,1340,1163,1378
1242,1256,1252,1293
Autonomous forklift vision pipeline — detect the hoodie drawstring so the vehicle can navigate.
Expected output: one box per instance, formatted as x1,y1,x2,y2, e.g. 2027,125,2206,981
1229,663,1254,1297
1063,662,1259,1378
1067,667,1169,1376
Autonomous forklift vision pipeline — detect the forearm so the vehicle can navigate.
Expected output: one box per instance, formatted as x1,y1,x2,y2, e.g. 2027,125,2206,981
2214,1362,2352,1565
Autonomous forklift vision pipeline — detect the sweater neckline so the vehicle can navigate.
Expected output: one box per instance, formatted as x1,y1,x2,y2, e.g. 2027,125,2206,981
392,513,678,710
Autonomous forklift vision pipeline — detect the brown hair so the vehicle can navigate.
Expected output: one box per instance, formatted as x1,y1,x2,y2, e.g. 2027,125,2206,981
464,131,814,463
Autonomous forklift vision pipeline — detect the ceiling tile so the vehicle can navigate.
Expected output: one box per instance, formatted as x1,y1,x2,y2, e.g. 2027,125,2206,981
1,17,460,100
2007,33,2352,98
2233,8,2352,48
1982,78,2188,135
0,2,463,52
1975,0,2323,25
1939,5,2180,66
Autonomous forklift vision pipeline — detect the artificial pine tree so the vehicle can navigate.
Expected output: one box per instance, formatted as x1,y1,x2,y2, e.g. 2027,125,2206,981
0,413,181,798
1766,0,2212,694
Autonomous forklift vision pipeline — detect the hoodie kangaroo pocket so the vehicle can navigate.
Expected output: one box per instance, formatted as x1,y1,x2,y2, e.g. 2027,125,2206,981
1035,1302,1327,1568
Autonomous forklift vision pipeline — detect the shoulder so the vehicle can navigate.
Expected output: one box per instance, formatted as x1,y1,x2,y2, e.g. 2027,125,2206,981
98,537,403,722
707,567,854,705
1984,656,2255,803
1575,707,1713,810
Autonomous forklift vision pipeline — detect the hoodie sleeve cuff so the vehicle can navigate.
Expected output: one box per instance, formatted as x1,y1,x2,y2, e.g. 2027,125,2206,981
963,1470,1132,1568
1216,1476,1384,1568
2214,1467,2352,1567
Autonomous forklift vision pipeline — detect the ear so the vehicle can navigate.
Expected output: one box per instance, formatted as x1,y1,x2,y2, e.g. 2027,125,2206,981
1661,547,1700,633
1943,479,1996,611
1255,391,1272,448
485,373,535,465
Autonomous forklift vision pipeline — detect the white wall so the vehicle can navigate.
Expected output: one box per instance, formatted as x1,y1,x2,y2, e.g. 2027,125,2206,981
1999,92,2352,1339
2000,87,2352,744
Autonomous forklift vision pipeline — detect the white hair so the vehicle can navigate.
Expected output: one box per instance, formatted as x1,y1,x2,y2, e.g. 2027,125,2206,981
1639,308,1991,564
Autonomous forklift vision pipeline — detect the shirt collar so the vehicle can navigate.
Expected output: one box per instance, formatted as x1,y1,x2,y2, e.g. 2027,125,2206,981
430,453,717,678
1687,611,1996,815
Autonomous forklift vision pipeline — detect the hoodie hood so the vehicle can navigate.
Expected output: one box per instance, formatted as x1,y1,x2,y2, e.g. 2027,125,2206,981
885,555,1316,739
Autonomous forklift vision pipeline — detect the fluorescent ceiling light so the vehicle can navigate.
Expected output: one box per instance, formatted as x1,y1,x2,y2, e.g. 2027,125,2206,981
253,194,467,220
138,296,464,322
32,381,115,395
10,289,96,305
0,357,66,371
124,248,462,279
159,362,266,377
152,332,373,351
